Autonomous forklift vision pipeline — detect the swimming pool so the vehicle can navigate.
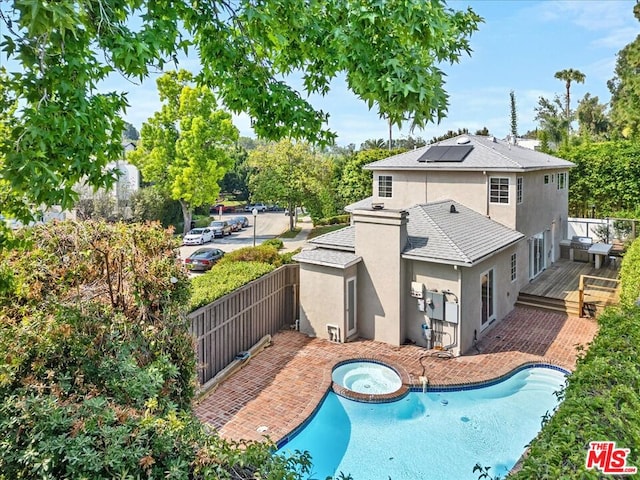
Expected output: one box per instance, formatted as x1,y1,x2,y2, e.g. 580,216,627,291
277,365,566,480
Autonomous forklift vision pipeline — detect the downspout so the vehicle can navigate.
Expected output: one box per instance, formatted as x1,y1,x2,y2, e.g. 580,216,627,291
484,170,489,217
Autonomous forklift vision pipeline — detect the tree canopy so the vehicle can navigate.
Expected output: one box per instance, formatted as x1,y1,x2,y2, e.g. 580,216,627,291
0,0,482,224
128,70,238,234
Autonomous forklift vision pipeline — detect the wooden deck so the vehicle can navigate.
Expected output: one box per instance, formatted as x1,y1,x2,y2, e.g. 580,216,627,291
519,258,620,311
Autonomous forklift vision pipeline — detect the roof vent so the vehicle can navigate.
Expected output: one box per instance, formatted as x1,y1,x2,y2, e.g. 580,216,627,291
450,204,458,214
456,136,471,145
371,203,384,210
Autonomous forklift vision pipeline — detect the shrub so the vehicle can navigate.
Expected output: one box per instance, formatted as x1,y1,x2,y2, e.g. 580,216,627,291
0,220,310,479
218,245,282,267
620,236,640,307
189,261,276,311
263,238,284,249
280,248,301,265
314,214,350,226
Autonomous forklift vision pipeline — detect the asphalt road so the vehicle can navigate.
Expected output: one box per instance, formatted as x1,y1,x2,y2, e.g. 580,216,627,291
179,211,294,261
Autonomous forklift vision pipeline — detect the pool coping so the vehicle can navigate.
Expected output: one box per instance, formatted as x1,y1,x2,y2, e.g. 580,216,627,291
276,360,569,449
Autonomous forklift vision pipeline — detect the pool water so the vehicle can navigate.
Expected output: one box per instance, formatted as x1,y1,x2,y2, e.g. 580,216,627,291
278,366,566,480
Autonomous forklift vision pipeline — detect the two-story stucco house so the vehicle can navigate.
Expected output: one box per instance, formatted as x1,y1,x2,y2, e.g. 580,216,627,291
293,135,574,356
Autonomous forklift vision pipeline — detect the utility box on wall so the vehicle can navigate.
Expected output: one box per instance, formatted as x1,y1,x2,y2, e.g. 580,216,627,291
425,291,445,321
445,301,459,324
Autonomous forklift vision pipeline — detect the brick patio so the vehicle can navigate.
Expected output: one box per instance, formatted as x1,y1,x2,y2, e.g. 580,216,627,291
193,306,597,444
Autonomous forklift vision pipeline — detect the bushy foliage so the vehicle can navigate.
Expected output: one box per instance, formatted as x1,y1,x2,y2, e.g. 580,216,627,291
314,214,350,226
263,238,284,249
189,261,276,311
219,245,283,267
619,237,640,307
0,220,311,479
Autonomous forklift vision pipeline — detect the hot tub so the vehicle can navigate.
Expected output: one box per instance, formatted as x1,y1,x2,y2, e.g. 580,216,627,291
332,361,402,395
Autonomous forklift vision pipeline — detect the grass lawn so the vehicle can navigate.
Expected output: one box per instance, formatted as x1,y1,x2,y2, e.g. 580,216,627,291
307,223,348,240
279,227,301,239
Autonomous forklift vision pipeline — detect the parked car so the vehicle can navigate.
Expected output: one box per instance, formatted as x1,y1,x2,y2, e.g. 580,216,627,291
210,203,235,214
244,203,268,212
184,248,225,272
227,218,241,232
183,227,214,245
233,216,249,228
209,220,232,237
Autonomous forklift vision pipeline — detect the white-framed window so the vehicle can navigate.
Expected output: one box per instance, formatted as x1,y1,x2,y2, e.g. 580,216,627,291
516,177,523,204
489,177,509,204
557,172,567,190
481,268,495,327
544,174,549,184
378,175,392,198
511,253,517,282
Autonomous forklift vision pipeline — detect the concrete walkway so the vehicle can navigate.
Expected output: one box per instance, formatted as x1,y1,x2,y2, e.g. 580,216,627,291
281,216,313,252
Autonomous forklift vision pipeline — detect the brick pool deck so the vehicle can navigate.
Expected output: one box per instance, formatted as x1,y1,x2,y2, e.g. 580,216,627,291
194,307,597,444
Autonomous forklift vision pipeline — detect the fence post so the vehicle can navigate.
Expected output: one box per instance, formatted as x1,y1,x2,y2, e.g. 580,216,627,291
578,274,585,318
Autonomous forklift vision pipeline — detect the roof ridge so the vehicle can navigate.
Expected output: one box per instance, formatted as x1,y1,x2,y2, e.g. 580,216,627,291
474,139,522,168
416,205,472,263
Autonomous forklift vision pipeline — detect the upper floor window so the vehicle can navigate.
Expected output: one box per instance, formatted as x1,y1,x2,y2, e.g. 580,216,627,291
557,172,567,190
489,177,509,204
516,177,523,204
378,175,392,198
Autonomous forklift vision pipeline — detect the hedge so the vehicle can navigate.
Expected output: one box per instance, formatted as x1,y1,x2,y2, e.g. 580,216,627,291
314,214,350,226
218,245,282,267
619,236,640,307
189,261,276,312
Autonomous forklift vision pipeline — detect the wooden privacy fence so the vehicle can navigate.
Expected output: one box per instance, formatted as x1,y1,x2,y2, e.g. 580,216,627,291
188,264,299,386
578,274,620,318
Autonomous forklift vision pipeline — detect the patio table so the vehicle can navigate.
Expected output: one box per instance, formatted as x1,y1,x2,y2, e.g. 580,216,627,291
587,243,613,269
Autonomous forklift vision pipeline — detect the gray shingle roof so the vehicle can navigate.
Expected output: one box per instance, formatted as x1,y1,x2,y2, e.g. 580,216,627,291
292,248,361,269
403,200,524,265
344,196,373,212
363,134,574,172
308,225,355,251
304,201,523,266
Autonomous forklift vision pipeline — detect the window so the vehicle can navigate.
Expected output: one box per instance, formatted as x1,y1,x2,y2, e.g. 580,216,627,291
481,269,495,327
378,175,392,198
544,174,549,184
511,253,517,282
516,177,523,204
489,177,509,204
557,172,567,190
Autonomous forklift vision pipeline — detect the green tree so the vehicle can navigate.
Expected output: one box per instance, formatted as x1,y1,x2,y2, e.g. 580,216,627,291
509,90,518,138
128,70,239,234
430,128,470,144
474,126,490,136
608,3,640,138
535,96,569,148
123,121,140,141
248,140,332,229
576,93,610,140
0,0,482,224
554,68,586,132
338,148,406,206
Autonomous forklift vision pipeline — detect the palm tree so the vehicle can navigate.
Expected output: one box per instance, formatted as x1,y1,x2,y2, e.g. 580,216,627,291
554,68,586,120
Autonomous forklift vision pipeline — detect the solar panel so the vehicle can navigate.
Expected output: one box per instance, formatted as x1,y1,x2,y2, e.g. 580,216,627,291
417,145,474,163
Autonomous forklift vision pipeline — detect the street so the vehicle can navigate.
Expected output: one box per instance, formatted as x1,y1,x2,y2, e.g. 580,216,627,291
179,211,294,260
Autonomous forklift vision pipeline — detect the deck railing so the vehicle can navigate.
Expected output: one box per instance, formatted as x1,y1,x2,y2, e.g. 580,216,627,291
188,264,299,385
578,274,620,318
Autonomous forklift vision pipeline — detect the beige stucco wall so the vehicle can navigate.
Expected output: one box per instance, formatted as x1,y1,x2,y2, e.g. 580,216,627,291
298,263,346,341
516,169,569,267
424,171,491,219
404,261,460,354
354,209,407,346
458,243,523,353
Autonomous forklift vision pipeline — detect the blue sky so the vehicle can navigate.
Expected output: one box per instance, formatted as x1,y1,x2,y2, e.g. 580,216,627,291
107,0,638,147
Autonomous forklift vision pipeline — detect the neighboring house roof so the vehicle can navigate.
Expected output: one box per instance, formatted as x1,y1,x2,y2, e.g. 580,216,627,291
345,196,373,212
308,225,355,251
402,200,524,266
363,134,573,172
305,200,524,267
292,248,361,269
